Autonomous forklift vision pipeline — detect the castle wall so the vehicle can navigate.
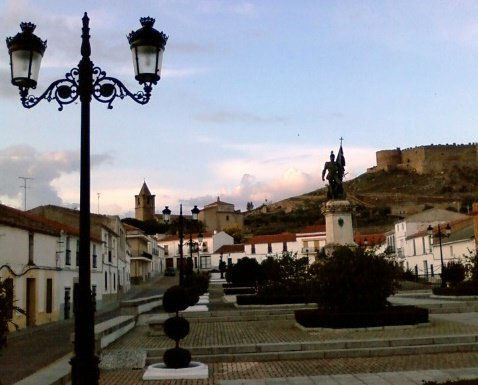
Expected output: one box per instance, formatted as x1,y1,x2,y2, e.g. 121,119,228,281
376,149,401,171
400,147,426,173
373,144,478,175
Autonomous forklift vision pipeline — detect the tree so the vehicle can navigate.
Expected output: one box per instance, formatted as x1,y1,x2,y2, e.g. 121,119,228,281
311,246,400,313
223,224,244,244
246,201,254,211
0,278,24,350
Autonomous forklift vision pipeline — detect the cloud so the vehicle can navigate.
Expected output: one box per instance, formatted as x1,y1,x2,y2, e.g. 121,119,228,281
0,145,112,210
194,110,287,124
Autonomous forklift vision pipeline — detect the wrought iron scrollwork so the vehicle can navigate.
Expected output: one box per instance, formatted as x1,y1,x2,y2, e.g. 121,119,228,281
92,66,152,109
19,68,79,110
18,66,153,111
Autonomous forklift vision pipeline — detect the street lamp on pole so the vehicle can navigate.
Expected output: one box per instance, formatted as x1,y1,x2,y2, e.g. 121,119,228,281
6,14,167,385
188,205,200,271
197,232,203,272
427,223,451,288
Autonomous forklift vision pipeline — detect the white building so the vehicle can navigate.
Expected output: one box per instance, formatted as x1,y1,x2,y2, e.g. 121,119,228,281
158,231,233,271
125,223,164,283
28,205,131,303
405,217,475,279
0,204,106,330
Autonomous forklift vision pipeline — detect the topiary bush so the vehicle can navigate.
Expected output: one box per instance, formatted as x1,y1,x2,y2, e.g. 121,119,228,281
163,285,189,313
311,246,400,313
163,347,191,369
162,285,191,368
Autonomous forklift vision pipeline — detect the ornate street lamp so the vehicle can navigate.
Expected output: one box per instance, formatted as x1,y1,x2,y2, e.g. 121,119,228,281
427,223,451,288
6,13,167,385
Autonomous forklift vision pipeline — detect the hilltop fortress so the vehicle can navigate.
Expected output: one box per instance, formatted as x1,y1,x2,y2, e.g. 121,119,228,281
367,143,478,174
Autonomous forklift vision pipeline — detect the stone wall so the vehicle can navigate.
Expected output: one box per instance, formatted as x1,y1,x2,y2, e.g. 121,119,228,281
373,143,478,174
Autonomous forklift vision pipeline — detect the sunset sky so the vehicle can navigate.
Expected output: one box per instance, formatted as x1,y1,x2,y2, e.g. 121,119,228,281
1,0,477,216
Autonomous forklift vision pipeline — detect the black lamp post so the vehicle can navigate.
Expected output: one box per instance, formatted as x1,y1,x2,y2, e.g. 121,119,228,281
188,205,200,272
197,232,203,272
6,14,167,385
427,223,451,288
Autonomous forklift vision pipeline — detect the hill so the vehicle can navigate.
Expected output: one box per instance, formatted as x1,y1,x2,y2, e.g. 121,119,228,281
245,165,478,235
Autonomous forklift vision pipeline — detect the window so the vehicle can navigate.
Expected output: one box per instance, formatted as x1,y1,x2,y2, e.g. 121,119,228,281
28,232,34,264
413,239,416,256
422,237,426,254
64,287,71,320
46,279,53,314
200,256,211,269
423,260,428,278
283,241,288,252
65,236,71,265
104,271,108,291
449,245,454,257
92,245,97,268
226,215,229,221
251,244,255,254
76,240,80,266
430,264,434,277
113,273,116,291
267,243,272,253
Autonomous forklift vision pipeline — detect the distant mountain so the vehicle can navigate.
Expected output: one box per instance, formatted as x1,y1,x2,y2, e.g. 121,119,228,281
245,166,478,235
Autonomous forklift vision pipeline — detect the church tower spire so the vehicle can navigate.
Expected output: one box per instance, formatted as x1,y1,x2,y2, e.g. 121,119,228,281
135,181,155,221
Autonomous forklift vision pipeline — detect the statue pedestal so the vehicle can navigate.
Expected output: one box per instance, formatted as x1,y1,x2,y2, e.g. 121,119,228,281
322,200,355,255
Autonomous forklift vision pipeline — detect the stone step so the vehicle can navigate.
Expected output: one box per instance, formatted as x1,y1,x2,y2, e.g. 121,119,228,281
146,340,478,364
146,334,478,358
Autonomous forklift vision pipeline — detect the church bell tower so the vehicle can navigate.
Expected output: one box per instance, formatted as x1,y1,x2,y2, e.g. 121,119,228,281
135,181,155,221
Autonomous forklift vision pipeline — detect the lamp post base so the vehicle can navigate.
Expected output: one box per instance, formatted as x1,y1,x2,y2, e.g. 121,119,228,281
70,355,100,385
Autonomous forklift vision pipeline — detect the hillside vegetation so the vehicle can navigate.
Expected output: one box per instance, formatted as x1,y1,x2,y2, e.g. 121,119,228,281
245,166,478,235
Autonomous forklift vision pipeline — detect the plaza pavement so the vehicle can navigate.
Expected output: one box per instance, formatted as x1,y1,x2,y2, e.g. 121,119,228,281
95,285,478,385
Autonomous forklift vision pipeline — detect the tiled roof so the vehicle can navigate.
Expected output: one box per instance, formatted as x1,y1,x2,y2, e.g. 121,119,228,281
245,232,296,245
406,216,474,240
123,223,143,232
138,182,152,196
0,204,101,242
215,244,245,254
204,196,234,208
354,233,386,246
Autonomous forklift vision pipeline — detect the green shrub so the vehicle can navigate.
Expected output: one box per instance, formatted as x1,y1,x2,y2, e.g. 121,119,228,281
442,261,466,287
433,280,478,296
311,246,400,313
163,347,191,369
163,286,189,314
225,257,263,286
164,316,190,340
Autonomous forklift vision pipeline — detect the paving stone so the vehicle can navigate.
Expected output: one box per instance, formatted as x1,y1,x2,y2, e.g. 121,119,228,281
354,373,392,385
331,373,366,385
310,375,340,385
375,372,419,385
286,376,315,385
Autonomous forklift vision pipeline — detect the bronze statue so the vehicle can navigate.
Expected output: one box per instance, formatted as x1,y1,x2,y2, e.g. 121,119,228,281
322,145,346,199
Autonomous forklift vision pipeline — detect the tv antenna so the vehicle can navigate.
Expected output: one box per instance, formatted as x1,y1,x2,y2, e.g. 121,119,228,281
19,176,33,211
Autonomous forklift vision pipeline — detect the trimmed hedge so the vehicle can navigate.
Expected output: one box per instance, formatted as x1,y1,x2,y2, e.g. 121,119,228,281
224,287,256,295
237,294,312,305
433,280,478,296
295,305,428,328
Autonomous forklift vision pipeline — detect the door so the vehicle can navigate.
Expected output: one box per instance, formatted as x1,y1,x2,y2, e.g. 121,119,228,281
26,278,36,326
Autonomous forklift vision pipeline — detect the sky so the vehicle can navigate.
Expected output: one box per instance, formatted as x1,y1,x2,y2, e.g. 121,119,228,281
1,0,477,217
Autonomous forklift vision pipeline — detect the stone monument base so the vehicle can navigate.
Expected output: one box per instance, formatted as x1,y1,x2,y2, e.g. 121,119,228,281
322,200,356,251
